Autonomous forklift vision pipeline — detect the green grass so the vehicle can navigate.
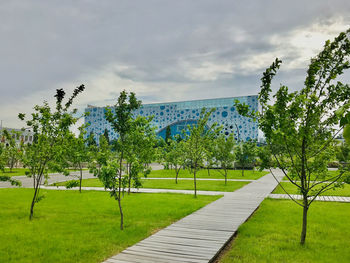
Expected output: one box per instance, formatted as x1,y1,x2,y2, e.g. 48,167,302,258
0,168,87,177
0,168,30,177
0,188,219,263
56,178,250,192
220,199,350,263
273,182,350,196
282,170,349,181
147,168,268,180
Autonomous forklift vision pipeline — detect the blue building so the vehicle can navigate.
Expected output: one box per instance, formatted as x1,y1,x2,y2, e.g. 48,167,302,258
84,95,258,143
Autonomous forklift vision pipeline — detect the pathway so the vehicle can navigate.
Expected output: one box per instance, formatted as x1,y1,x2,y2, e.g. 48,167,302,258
269,193,350,202
103,170,284,263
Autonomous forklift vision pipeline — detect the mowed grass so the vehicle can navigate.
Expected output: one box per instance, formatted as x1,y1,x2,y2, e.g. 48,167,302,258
0,168,30,177
282,170,349,181
147,168,268,179
0,168,87,177
58,178,250,192
273,182,350,196
0,189,219,263
220,199,350,263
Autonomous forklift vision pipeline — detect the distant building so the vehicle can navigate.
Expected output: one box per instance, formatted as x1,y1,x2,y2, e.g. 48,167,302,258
84,95,259,144
0,127,35,146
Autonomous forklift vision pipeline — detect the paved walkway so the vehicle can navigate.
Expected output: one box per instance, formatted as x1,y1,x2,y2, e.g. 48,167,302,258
103,170,284,263
269,193,350,202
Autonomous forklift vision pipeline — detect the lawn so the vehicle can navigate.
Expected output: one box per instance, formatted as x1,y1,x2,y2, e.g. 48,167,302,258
219,199,350,263
282,170,349,181
0,188,219,263
147,168,268,180
57,178,250,192
0,168,87,177
273,182,350,196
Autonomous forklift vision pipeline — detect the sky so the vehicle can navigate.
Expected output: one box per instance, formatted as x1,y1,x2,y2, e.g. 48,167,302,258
1,0,350,129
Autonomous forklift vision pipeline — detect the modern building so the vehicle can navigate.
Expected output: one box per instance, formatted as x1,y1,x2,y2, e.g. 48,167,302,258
84,95,258,144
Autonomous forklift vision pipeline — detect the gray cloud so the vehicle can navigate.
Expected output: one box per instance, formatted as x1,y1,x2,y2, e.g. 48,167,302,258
0,0,350,128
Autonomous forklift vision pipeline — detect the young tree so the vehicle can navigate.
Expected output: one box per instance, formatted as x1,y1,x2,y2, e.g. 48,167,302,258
165,137,186,184
236,29,350,244
19,85,85,220
124,116,157,194
103,128,110,145
234,140,257,176
2,129,23,172
165,125,172,145
214,134,236,184
183,108,217,197
87,131,97,147
65,127,90,192
97,90,141,230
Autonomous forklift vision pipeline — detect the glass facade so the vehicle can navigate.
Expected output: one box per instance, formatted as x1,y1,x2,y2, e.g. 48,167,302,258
84,95,258,143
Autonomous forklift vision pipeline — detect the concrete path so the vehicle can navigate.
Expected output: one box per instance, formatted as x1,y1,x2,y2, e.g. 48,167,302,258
103,170,284,263
269,193,350,202
0,170,96,188
42,185,227,196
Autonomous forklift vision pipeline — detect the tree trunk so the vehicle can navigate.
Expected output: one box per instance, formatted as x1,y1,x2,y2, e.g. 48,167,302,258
29,175,41,220
207,166,210,176
175,166,179,184
194,168,197,198
225,169,227,185
242,165,244,177
300,197,309,245
128,163,131,195
118,154,124,230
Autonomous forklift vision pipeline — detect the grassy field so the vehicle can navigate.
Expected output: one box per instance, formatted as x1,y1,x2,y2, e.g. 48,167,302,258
147,168,268,179
273,182,350,196
0,168,87,177
0,188,219,263
282,170,349,181
56,178,250,192
219,199,350,263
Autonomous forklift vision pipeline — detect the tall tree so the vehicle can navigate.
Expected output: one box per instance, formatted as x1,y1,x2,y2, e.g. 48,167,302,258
99,90,141,230
19,85,85,220
165,137,186,184
235,29,350,244
183,108,217,197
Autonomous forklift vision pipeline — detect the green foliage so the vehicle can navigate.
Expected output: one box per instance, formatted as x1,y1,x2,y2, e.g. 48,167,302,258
234,140,257,176
19,85,85,220
236,28,350,244
93,90,142,230
214,134,236,183
163,137,186,183
183,108,218,197
165,125,171,145
1,129,23,171
103,128,110,145
0,175,21,186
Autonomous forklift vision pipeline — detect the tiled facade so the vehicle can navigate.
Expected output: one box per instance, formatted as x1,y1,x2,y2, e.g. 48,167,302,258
84,95,258,144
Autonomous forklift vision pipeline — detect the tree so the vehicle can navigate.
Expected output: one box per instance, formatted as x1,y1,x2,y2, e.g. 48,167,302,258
124,116,157,194
103,128,110,145
234,140,257,176
19,85,85,220
97,90,141,230
214,134,236,184
165,125,171,145
87,131,97,147
65,126,90,192
235,29,350,244
165,137,186,184
2,129,23,172
183,108,217,197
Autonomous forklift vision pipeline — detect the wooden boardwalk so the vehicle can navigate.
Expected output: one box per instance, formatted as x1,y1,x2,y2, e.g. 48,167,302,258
269,193,350,202
103,170,284,263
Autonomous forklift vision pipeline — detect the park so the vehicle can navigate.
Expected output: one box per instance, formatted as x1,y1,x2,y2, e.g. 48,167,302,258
1,2,350,263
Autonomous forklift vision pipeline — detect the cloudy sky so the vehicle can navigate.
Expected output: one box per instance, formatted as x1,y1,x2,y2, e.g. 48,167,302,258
1,0,350,129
